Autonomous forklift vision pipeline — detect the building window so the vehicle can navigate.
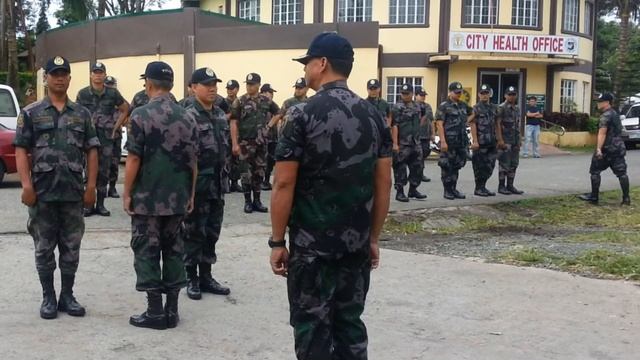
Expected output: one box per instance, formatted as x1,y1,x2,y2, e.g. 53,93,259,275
389,0,426,25
584,1,593,35
337,0,372,23
273,0,302,24
511,0,539,27
563,0,578,33
560,80,577,113
238,0,260,22
386,77,423,104
463,0,498,25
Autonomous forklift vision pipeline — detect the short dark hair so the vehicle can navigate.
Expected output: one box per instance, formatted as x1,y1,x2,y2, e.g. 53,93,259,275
528,95,537,101
148,78,173,91
327,58,353,78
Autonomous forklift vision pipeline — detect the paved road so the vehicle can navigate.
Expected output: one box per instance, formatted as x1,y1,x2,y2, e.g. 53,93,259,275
1,151,638,234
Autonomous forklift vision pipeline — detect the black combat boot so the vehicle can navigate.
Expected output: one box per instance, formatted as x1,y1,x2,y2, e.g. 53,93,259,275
58,274,86,317
94,191,111,216
506,177,524,195
199,263,230,295
185,265,201,300
474,180,490,197
619,175,631,206
108,181,120,198
261,171,273,191
165,289,180,329
39,273,57,320
421,174,431,182
243,188,253,214
452,180,466,199
578,174,600,205
498,177,511,195
230,180,242,193
395,185,409,202
252,191,268,213
408,185,427,199
483,182,496,197
443,182,455,200
129,291,167,330
83,206,94,217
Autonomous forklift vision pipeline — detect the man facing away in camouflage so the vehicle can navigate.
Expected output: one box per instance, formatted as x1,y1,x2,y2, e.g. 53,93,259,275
496,86,524,195
123,61,198,330
270,32,392,360
75,61,129,217
225,79,243,193
230,73,280,214
468,84,498,197
183,67,231,300
415,86,434,182
436,81,472,200
14,56,99,319
579,92,631,205
391,83,427,202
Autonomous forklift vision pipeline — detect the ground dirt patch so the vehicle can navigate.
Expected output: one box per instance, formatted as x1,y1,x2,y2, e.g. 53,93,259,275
381,187,640,280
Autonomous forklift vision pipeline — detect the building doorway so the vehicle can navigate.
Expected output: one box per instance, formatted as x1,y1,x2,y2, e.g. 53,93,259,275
479,70,524,108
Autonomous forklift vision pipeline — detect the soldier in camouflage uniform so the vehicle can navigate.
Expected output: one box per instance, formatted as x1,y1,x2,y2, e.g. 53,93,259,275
579,93,631,205
496,86,524,195
230,73,280,214
366,79,391,126
182,68,231,300
435,82,472,200
14,56,100,320
468,84,498,197
76,62,129,216
123,62,198,330
259,83,278,191
271,77,309,136
270,32,392,360
129,88,177,112
415,87,434,182
225,80,243,192
104,76,126,199
178,81,196,108
391,83,427,202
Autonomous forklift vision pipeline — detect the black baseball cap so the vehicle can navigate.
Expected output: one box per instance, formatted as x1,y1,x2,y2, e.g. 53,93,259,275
91,61,106,72
400,83,413,93
506,86,517,95
260,84,276,93
367,79,381,89
449,82,463,92
293,32,354,65
45,56,71,74
294,77,307,88
596,92,614,102
479,84,492,94
191,67,222,85
105,76,117,86
140,61,174,82
245,73,261,85
415,86,427,96
226,79,240,89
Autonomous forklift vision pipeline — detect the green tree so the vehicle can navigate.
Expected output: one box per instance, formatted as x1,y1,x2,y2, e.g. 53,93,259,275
36,0,50,34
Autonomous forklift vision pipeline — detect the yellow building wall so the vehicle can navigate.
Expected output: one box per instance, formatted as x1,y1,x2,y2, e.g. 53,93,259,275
260,0,273,24
201,0,226,13
380,67,438,103
67,61,90,101
553,71,592,113
379,28,440,53
324,0,333,23
196,47,378,104
36,69,44,100
304,0,314,23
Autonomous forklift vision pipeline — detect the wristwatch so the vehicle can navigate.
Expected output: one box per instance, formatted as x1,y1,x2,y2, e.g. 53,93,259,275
268,236,286,248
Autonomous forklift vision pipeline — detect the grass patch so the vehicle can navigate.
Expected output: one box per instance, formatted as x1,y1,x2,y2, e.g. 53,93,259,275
497,247,562,265
576,249,640,278
567,231,640,246
383,218,423,235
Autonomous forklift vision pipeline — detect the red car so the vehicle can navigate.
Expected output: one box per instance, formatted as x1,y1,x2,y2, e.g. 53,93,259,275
0,123,16,184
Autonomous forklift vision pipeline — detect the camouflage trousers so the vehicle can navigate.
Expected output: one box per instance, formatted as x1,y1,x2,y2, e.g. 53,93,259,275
228,156,241,182
472,146,498,183
130,215,187,292
438,147,468,186
393,143,423,187
27,201,84,276
96,128,113,194
183,198,224,266
109,134,122,184
590,152,627,177
238,139,266,192
498,144,520,180
288,246,371,360
420,138,432,160
265,141,277,180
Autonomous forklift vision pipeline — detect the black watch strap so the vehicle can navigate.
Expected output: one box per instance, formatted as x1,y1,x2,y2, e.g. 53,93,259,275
268,237,286,248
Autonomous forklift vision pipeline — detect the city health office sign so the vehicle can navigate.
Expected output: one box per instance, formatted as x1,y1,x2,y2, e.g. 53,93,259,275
449,31,579,55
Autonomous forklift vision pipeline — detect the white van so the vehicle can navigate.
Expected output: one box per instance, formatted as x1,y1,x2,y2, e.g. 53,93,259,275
0,85,20,129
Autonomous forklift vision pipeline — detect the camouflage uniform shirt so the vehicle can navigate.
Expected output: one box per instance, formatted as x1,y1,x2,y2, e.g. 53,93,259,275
366,97,391,120
126,93,198,215
13,97,100,202
471,101,498,147
600,108,625,155
276,80,393,255
76,86,125,143
186,100,229,200
418,102,434,140
435,99,472,148
130,89,177,113
231,93,280,140
497,101,521,146
391,101,422,145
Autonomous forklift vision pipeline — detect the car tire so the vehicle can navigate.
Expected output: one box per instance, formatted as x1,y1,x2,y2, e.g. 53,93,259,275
625,141,637,150
0,162,5,185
